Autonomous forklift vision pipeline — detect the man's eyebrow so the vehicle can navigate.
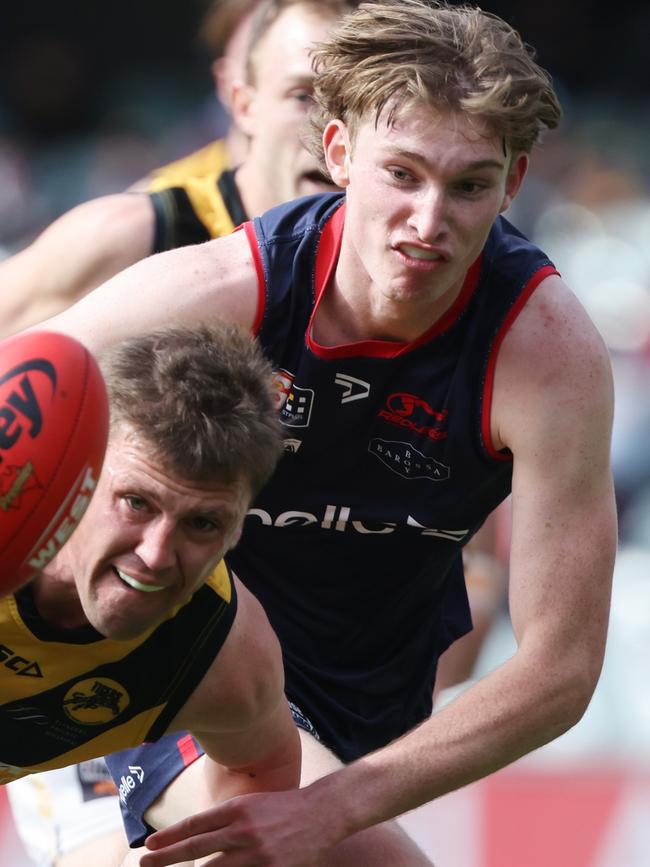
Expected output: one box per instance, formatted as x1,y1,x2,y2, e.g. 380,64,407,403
386,148,506,172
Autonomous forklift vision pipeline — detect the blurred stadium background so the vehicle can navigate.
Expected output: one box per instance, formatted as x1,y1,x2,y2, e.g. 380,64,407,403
1,1,649,864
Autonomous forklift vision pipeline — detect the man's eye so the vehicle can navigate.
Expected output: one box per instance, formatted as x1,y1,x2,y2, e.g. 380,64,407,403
389,167,414,182
292,90,315,105
187,516,219,533
124,495,147,511
455,180,488,196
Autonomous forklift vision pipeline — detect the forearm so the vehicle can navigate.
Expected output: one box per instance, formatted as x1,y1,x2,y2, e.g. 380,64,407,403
307,644,595,842
146,703,300,831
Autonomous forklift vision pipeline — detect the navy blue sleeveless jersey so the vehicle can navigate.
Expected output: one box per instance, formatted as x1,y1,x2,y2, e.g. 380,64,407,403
229,192,558,762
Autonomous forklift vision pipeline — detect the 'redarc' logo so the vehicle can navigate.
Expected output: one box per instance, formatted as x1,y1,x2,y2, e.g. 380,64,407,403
0,359,56,463
378,392,448,441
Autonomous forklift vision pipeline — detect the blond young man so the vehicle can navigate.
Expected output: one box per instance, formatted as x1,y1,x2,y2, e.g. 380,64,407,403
34,3,616,865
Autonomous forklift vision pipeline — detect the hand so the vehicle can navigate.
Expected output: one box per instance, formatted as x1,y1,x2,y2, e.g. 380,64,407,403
139,788,340,867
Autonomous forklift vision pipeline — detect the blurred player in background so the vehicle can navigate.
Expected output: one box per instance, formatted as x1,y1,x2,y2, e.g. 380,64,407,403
138,0,260,185
0,0,354,338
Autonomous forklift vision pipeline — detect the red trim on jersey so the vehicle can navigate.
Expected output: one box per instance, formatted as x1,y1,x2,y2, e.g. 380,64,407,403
307,206,483,359
481,264,560,461
176,733,200,768
242,221,266,336
313,201,346,305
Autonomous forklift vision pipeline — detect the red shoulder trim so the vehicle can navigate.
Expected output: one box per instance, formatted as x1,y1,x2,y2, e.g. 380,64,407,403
481,265,560,461
242,221,266,337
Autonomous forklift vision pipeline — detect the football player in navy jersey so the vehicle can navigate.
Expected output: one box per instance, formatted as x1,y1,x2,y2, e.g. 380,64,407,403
36,2,616,866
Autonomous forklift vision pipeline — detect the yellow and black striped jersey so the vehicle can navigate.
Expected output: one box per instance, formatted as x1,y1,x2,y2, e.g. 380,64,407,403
0,561,235,784
148,140,230,191
146,139,248,250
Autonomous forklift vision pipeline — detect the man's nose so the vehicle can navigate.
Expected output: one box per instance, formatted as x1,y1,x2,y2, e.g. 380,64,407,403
408,186,448,242
134,518,178,572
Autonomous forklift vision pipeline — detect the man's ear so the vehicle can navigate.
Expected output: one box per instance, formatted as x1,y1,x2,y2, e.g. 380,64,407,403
500,152,529,213
211,58,234,113
323,120,351,188
230,79,257,139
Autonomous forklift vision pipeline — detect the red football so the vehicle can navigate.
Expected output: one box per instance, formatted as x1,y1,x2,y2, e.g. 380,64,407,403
0,331,109,595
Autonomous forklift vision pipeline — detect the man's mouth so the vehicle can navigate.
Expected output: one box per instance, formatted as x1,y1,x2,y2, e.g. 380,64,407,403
114,567,165,593
399,244,443,262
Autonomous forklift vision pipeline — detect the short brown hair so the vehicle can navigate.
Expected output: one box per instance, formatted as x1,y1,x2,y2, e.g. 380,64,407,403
245,0,361,83
101,324,282,496
309,0,561,159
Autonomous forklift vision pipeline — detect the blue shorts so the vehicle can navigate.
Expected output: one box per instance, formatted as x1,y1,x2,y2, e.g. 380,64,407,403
104,702,320,847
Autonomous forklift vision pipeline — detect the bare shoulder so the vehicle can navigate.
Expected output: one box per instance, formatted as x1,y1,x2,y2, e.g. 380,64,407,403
492,274,613,455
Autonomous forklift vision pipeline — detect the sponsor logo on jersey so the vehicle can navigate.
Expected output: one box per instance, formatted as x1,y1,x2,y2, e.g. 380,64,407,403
247,504,468,542
0,359,55,464
0,643,43,677
378,392,449,441
283,438,302,454
62,677,129,725
129,764,144,782
272,369,295,410
369,438,450,481
118,765,145,805
280,384,314,428
334,372,371,404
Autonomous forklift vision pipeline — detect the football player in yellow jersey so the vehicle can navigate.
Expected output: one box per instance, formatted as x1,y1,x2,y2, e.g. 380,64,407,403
3,323,300,866
0,0,355,338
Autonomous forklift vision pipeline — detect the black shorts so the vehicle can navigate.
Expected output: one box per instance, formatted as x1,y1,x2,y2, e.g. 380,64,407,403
104,702,320,847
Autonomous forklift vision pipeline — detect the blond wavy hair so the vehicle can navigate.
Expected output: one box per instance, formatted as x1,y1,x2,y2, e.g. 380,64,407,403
308,0,561,161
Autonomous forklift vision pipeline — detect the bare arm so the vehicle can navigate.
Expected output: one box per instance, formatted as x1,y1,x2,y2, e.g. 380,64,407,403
304,276,616,833
140,276,616,866
31,228,259,353
0,194,155,338
434,507,509,695
145,579,300,828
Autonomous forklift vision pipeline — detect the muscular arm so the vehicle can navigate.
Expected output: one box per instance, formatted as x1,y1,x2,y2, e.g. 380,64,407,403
140,276,616,866
31,229,260,352
147,579,300,828
434,508,509,695
0,193,155,337
305,276,616,836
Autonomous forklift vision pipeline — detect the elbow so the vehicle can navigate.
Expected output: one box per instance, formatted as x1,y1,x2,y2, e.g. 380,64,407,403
549,658,603,738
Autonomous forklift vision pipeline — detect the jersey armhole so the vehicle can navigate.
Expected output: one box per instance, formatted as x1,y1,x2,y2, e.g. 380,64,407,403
241,221,266,337
481,264,560,460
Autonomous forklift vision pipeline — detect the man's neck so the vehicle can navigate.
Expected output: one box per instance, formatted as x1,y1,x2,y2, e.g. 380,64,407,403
29,562,88,630
234,162,273,224
313,261,466,348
